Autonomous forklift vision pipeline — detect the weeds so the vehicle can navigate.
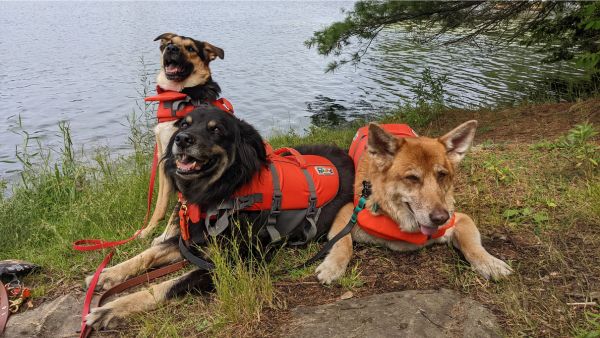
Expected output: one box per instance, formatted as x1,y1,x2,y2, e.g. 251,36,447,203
536,123,599,176
482,154,516,185
576,310,600,338
381,67,449,128
337,262,365,289
206,223,273,334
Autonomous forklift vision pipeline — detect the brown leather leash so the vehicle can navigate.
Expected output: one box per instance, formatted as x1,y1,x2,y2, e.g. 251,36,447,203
79,260,188,338
0,281,9,335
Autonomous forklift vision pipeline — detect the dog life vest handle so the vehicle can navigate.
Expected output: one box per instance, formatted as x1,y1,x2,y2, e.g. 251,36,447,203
273,147,307,168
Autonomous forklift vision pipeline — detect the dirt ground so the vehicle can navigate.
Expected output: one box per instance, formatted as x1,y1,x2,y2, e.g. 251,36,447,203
428,98,600,143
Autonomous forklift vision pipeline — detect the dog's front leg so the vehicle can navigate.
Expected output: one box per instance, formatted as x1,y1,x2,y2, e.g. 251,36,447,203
85,239,182,291
316,203,354,284
86,268,213,330
140,122,178,238
451,212,512,280
151,208,181,246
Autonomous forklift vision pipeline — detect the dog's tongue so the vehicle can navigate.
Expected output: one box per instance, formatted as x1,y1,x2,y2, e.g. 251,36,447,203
165,64,180,74
419,225,438,236
176,160,197,171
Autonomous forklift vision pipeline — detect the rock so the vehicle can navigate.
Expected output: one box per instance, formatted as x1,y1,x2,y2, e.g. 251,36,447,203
282,289,502,338
339,291,354,300
4,294,82,338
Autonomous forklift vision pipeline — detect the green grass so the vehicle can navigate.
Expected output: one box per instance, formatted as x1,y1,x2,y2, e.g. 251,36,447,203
1,100,599,336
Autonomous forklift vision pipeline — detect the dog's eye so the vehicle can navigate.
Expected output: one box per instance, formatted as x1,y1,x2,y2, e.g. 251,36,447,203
405,175,420,183
187,46,196,53
210,126,220,134
437,171,448,180
180,121,189,129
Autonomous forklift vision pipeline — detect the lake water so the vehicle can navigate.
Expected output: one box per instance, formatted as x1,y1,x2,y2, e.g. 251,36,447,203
0,1,585,178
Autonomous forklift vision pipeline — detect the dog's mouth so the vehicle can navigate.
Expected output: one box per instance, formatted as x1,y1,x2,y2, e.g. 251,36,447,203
175,154,218,176
163,60,191,81
419,224,438,236
405,202,440,236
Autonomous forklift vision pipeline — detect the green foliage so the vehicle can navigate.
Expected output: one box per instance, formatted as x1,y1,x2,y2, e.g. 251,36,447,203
539,123,599,175
206,223,273,331
503,207,549,228
482,155,515,185
575,310,600,338
412,68,448,110
379,67,448,128
337,262,365,289
308,1,600,76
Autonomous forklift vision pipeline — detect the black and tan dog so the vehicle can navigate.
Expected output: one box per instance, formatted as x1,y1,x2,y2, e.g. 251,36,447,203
85,107,355,328
316,121,513,284
140,33,226,240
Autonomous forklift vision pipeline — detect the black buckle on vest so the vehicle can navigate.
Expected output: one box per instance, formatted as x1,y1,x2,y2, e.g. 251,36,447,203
237,194,261,208
306,196,318,216
268,191,282,225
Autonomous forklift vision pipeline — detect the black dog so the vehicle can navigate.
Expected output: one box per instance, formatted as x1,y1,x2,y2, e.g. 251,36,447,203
85,107,355,329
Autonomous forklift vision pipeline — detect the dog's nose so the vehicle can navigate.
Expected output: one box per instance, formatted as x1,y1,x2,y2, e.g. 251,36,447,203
429,208,450,226
174,132,194,148
166,44,179,53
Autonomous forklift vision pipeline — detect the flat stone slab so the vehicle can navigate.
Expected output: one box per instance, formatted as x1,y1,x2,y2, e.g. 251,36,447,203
282,289,502,338
5,294,82,338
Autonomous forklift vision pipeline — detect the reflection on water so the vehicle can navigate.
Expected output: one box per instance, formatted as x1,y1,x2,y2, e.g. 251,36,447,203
308,95,348,128
0,1,586,178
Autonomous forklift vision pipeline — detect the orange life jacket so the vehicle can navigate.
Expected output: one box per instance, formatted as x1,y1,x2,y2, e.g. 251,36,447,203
349,124,456,244
144,86,234,122
179,147,340,245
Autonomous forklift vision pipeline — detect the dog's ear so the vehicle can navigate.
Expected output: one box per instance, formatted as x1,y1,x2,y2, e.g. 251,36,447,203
154,33,177,49
196,41,224,62
439,120,478,165
236,120,267,171
368,123,402,170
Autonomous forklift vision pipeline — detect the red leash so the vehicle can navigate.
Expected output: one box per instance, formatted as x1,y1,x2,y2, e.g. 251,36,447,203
74,145,159,338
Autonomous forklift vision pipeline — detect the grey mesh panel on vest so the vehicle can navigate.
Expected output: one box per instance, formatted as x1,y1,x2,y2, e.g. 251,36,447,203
273,209,310,243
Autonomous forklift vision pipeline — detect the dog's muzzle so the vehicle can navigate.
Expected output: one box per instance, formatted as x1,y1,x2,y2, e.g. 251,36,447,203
174,132,194,149
163,46,191,80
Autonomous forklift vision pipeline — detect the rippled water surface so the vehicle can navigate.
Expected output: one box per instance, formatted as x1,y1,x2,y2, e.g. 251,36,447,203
0,1,584,177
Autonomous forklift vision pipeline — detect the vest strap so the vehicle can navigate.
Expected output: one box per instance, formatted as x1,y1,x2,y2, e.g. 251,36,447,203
179,237,215,271
204,194,263,236
289,167,319,245
266,163,283,242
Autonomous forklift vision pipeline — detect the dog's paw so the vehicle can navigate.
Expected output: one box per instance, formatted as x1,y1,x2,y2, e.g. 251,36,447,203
472,255,513,280
316,258,346,285
85,268,124,291
85,305,123,330
138,228,154,239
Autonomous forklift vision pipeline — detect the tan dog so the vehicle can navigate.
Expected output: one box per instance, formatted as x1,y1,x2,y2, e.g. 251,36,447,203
315,120,513,284
140,33,225,241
